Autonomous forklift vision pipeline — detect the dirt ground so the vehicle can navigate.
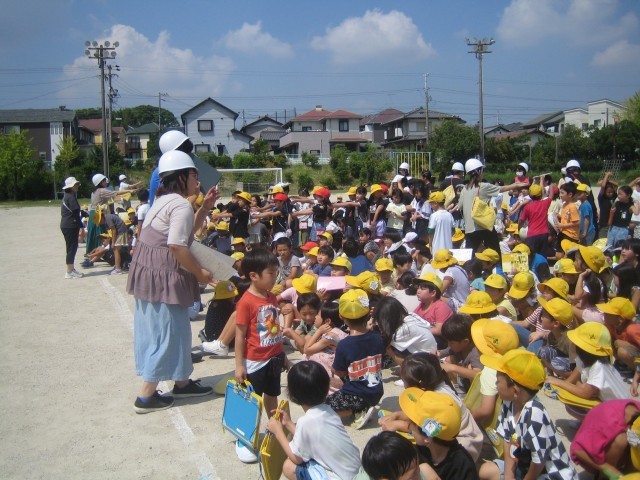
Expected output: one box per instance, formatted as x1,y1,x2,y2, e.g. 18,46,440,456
0,206,585,479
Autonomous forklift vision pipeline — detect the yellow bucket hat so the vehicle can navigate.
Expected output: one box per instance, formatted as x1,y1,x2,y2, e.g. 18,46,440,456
578,245,607,273
553,258,577,275
370,184,383,194
231,237,246,246
217,221,230,232
484,273,507,290
475,248,500,263
537,277,570,301
306,246,319,257
345,271,381,295
452,228,465,242
508,272,535,299
428,191,445,203
431,249,457,269
505,223,518,234
538,297,574,327
374,258,394,272
291,274,317,294
512,243,531,255
269,185,285,194
459,291,497,315
346,186,358,196
320,232,333,243
529,184,543,197
561,239,580,254
338,289,370,320
399,389,462,441
481,349,545,391
236,191,252,203
567,322,613,358
213,280,239,300
331,256,353,273
471,319,519,357
412,273,443,294
596,297,636,321
230,252,245,261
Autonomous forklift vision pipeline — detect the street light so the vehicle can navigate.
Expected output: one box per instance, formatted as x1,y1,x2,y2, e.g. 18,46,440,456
466,37,495,163
85,40,119,177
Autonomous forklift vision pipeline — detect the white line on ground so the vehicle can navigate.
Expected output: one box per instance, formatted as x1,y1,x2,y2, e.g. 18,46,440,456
99,278,220,480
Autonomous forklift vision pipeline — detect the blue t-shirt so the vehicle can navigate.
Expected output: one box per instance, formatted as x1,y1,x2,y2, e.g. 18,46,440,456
470,278,485,291
149,167,160,206
311,263,332,276
332,331,385,406
348,255,373,276
579,201,596,235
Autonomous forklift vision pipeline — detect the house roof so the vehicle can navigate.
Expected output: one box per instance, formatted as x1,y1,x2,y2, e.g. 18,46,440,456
587,99,625,108
360,108,404,126
289,107,333,122
230,129,253,141
328,137,369,143
521,111,564,128
483,124,510,135
260,130,286,141
0,108,76,123
127,122,159,135
491,128,549,141
381,107,462,126
181,97,239,122
242,115,283,130
322,109,362,120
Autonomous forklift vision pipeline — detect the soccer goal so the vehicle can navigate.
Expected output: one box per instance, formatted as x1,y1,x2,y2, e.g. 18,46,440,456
216,168,283,198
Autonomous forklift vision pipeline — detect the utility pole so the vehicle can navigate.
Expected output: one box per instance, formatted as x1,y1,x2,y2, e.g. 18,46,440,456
106,64,120,148
465,37,494,163
158,92,168,132
424,73,431,150
85,40,119,177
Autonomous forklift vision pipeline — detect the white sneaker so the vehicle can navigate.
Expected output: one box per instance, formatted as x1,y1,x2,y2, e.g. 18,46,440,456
394,379,404,387
65,270,84,279
110,268,124,275
352,406,376,430
235,440,258,463
201,340,229,356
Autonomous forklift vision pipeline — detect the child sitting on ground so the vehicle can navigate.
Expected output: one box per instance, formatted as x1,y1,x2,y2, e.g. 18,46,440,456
199,280,238,344
275,237,301,287
479,350,576,480
535,296,574,377
283,293,321,353
375,258,395,295
277,274,317,329
330,256,352,277
412,273,453,344
308,245,333,276
266,361,361,480
439,313,483,392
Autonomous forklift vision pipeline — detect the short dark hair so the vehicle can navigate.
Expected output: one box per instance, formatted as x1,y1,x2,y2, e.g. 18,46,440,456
400,352,452,391
559,182,577,195
498,371,540,397
242,248,278,277
342,237,360,258
137,188,149,202
441,313,473,342
383,230,402,243
296,292,321,312
362,432,418,480
392,249,412,268
360,227,372,237
275,237,292,248
320,301,344,329
318,245,335,260
287,361,330,406
619,185,633,197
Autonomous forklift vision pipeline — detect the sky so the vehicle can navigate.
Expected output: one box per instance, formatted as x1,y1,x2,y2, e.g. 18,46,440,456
1,0,639,127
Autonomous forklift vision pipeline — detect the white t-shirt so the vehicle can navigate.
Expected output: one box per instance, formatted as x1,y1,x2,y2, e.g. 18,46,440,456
137,203,150,222
428,209,454,253
143,193,194,247
577,357,630,401
479,367,498,396
386,201,406,230
391,313,438,354
389,289,421,314
119,181,130,191
443,265,470,306
289,404,361,480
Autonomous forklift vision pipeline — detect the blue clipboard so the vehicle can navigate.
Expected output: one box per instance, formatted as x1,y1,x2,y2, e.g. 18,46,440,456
222,380,263,451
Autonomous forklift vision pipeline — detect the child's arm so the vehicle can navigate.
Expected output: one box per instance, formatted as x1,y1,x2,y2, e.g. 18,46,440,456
283,327,306,353
545,370,599,399
441,362,480,381
372,203,384,225
266,413,303,465
234,324,248,383
378,410,412,433
573,449,622,478
632,369,640,397
303,323,334,355
502,440,518,480
522,460,545,480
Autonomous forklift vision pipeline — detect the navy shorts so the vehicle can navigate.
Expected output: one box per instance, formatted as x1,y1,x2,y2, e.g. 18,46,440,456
247,353,284,397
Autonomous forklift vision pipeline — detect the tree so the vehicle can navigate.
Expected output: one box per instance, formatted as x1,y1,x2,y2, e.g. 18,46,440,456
75,107,102,119
147,132,160,160
55,136,81,175
484,137,517,173
301,152,320,169
623,91,640,128
329,144,349,169
0,131,37,200
428,121,480,174
348,144,393,184
114,105,178,128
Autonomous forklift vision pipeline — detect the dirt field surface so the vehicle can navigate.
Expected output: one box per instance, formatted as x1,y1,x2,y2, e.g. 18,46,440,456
0,206,586,479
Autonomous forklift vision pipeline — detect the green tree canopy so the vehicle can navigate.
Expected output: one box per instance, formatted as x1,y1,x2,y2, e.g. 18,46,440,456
428,120,480,174
0,131,37,200
55,136,81,175
623,91,640,128
76,105,179,129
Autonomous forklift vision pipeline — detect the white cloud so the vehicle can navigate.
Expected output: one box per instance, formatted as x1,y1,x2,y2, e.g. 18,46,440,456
591,40,640,68
62,25,236,113
221,21,293,58
497,0,638,47
310,9,435,64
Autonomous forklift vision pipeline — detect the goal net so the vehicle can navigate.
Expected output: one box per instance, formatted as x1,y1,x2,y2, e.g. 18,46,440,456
216,168,283,198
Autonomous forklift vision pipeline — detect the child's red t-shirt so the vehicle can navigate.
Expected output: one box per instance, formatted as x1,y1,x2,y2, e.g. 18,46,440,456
236,290,283,361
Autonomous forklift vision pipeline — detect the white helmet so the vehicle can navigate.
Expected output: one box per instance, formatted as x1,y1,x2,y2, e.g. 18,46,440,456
452,162,465,172
158,151,197,178
465,158,484,174
566,159,581,170
399,162,410,170
517,162,529,173
92,173,107,187
159,130,190,154
118,174,127,181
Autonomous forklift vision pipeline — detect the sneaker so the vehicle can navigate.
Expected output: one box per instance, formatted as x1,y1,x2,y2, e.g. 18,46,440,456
352,406,376,430
393,379,404,387
64,270,84,279
133,391,174,414
110,268,124,275
172,379,213,398
201,340,229,356
235,440,258,463
197,329,211,343
80,260,94,268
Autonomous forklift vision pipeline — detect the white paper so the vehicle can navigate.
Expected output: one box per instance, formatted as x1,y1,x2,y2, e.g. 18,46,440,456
317,276,346,291
450,248,473,264
189,241,237,280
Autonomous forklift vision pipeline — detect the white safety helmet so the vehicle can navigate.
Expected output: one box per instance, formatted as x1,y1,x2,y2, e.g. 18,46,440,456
566,159,581,170
452,162,465,172
465,158,484,174
158,150,197,178
517,162,529,173
392,174,404,183
92,173,107,187
159,130,191,154
399,162,410,171
118,174,127,181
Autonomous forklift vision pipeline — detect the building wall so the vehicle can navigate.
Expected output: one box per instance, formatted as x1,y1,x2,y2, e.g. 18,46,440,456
587,101,625,128
324,117,360,133
183,102,250,156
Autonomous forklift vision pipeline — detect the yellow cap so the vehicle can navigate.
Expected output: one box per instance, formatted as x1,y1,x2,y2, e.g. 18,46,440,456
428,191,445,203
374,258,394,272
346,186,358,196
345,271,381,295
230,252,245,261
561,239,580,254
270,186,285,194
213,280,239,300
576,183,590,193
452,228,465,242
512,243,531,255
98,231,112,238
471,319,519,357
459,291,498,315
596,297,636,321
505,223,518,233
481,350,545,391
592,238,608,251
538,297,574,326
236,191,252,203
553,258,578,274
412,273,443,294
475,248,500,263
194,192,204,207
567,322,613,358
331,256,352,273
339,289,370,320
484,273,508,290
217,221,230,232
320,232,333,243
529,184,543,197
370,184,383,194
537,277,569,300
306,247,319,257
231,237,246,245
431,249,457,269
127,207,136,214
291,274,317,294
399,389,461,441
508,271,535,299
578,245,607,273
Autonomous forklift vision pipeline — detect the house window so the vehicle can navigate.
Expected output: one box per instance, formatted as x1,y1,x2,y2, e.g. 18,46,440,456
195,144,211,153
581,123,588,131
217,144,225,155
3,125,19,135
198,120,213,132
309,150,320,156
302,126,312,132
594,119,601,127
339,120,349,132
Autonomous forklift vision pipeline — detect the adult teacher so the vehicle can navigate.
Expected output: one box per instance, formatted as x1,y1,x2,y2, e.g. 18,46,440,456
458,158,524,255
60,177,84,279
126,150,219,414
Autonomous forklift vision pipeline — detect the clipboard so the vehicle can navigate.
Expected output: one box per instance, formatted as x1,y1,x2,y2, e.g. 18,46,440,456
260,400,291,480
222,380,263,451
190,153,222,192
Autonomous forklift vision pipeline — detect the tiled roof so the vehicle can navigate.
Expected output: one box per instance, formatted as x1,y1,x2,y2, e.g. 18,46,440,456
380,107,461,126
290,107,333,122
522,111,564,128
0,108,76,123
242,115,283,129
181,97,239,121
322,109,362,119
491,128,548,140
127,122,159,134
360,108,404,126
260,130,286,141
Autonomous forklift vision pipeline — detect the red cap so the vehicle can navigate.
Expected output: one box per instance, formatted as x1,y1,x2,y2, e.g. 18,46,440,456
300,241,318,251
273,193,288,202
314,187,331,198
380,184,389,192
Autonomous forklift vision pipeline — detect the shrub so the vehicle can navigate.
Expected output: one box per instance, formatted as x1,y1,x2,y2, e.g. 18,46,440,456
284,171,294,183
333,158,351,185
320,175,337,190
301,152,320,169
298,173,315,190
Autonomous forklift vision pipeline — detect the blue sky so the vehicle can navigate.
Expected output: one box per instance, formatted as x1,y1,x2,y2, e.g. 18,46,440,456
1,0,639,127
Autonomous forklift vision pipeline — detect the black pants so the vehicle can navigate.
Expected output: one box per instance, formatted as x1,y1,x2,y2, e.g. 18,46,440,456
466,229,501,258
61,227,79,265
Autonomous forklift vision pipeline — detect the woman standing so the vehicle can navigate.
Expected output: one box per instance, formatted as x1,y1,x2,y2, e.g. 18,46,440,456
458,158,523,255
60,177,84,279
126,150,219,413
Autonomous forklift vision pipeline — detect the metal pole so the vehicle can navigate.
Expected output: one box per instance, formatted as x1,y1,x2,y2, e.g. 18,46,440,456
466,37,494,164
424,73,430,149
478,52,484,162
99,50,109,176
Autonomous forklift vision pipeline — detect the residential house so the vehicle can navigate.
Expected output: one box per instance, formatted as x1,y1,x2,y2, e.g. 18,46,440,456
381,107,464,149
240,115,285,151
78,118,126,156
181,97,252,156
483,124,511,138
360,108,404,144
125,122,158,161
563,99,626,132
521,111,564,135
0,107,79,167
